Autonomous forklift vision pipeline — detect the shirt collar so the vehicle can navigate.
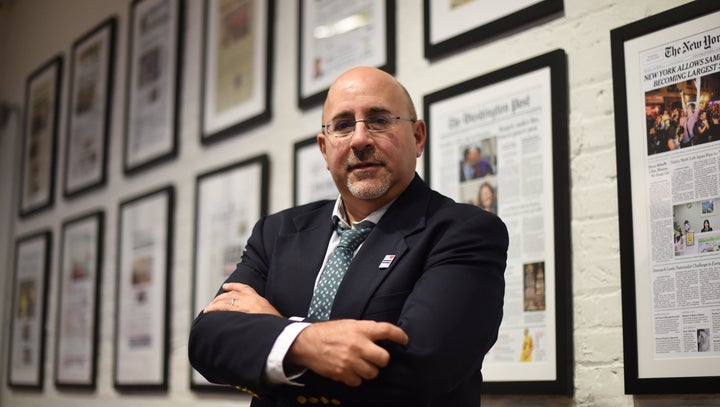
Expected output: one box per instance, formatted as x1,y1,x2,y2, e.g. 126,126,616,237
331,195,392,230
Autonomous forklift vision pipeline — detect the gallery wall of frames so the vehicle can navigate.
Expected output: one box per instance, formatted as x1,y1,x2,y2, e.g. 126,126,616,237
1,0,718,406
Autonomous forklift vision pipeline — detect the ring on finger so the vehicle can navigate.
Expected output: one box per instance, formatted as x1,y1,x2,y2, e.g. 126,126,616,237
231,298,235,306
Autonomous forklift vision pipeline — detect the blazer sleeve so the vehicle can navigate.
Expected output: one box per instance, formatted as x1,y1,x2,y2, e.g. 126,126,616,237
369,207,507,400
188,215,293,391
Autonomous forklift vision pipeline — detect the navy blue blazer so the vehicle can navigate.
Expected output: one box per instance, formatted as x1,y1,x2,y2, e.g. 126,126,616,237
189,175,508,406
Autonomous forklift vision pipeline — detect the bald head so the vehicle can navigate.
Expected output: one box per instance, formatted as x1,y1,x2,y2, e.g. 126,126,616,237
322,67,416,123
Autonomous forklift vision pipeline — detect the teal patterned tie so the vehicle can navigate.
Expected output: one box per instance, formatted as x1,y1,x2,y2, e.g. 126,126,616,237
307,224,373,321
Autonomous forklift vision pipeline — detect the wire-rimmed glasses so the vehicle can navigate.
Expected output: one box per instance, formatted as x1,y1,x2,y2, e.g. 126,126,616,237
322,115,415,138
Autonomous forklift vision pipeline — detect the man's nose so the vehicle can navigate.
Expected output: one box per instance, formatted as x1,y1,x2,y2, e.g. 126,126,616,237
349,121,374,148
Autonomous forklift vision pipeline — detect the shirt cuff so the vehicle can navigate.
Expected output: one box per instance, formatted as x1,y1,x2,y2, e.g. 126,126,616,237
264,320,310,386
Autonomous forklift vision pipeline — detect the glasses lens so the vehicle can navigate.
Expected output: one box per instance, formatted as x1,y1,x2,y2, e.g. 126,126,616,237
365,115,393,131
331,119,356,137
328,115,399,138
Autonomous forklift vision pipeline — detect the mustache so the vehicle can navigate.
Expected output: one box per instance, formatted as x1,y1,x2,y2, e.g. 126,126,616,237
345,152,386,170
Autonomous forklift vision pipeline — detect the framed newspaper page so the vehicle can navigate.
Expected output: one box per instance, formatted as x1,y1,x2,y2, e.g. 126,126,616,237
200,0,274,144
293,135,337,205
124,0,184,174
64,17,116,197
611,2,720,394
55,211,103,388
424,49,571,394
7,230,52,389
19,55,63,218
114,186,174,390
297,0,395,108
190,155,268,389
423,0,562,60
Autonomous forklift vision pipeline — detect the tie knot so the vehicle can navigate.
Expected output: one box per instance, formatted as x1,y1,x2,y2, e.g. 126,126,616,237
336,224,372,251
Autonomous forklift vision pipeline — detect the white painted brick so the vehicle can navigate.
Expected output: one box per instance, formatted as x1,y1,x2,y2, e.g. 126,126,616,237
575,362,628,407
572,182,619,221
575,291,624,328
575,328,624,364
573,217,621,260
573,255,622,292
572,149,618,187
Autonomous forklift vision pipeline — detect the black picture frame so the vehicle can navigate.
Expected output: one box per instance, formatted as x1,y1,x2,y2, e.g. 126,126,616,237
423,49,572,395
293,135,336,205
64,17,116,197
114,185,174,390
190,154,269,390
19,55,63,218
611,2,720,394
55,210,104,389
423,0,563,60
124,0,184,175
200,0,274,144
7,230,52,389
297,0,395,109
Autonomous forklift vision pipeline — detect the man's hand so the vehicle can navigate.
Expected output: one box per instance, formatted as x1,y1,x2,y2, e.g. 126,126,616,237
287,319,409,387
203,283,282,317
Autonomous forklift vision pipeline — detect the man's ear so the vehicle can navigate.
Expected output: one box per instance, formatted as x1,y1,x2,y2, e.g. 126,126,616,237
317,133,328,161
413,119,427,157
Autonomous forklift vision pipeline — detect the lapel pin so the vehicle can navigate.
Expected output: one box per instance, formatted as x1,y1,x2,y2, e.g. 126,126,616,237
379,255,396,269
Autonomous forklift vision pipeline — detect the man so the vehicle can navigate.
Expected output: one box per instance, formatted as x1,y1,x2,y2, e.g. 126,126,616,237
697,329,710,352
474,147,495,177
520,328,533,362
708,112,720,143
461,146,495,181
693,109,709,145
460,146,480,181
682,102,698,147
189,67,508,406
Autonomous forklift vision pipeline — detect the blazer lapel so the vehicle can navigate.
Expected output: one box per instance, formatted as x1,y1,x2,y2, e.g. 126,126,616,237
269,203,334,316
331,175,431,319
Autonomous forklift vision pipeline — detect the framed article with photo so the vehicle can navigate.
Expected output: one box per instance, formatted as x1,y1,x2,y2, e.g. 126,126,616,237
19,55,63,217
423,0,563,60
297,0,395,108
7,230,52,389
114,186,174,390
200,0,274,144
611,2,720,394
293,135,337,205
124,0,184,174
424,49,571,394
64,17,116,197
55,211,103,388
190,155,268,389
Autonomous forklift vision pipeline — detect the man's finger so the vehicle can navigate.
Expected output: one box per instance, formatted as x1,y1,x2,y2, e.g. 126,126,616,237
356,360,381,381
222,282,250,292
203,292,231,313
367,322,409,346
359,345,391,369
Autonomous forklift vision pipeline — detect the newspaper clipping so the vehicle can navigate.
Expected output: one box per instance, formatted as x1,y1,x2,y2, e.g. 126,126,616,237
428,67,557,381
127,0,176,166
300,0,387,100
640,26,720,361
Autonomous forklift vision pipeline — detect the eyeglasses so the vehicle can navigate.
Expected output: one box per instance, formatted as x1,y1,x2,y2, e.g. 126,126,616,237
322,115,415,138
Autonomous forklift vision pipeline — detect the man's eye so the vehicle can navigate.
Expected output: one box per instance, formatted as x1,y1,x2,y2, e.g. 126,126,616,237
334,120,354,131
368,116,390,126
